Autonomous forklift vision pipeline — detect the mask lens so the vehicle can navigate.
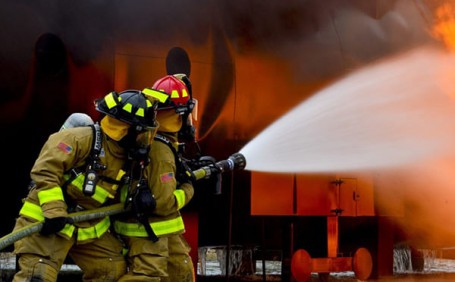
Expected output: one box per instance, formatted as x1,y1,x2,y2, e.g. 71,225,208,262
136,126,158,148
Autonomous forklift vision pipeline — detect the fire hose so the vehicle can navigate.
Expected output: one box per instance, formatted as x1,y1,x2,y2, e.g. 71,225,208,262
0,203,127,251
0,153,246,251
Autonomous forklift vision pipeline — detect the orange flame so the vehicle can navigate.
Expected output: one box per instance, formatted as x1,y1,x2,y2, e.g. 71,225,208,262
432,3,455,51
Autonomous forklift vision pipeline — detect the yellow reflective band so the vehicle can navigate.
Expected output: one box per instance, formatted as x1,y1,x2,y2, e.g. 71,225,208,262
38,187,64,205
142,88,169,103
123,103,133,113
19,201,44,222
181,88,189,98
59,223,75,238
174,189,186,210
114,216,185,237
77,216,110,241
69,173,84,188
20,201,76,238
105,92,117,109
93,185,112,201
151,216,185,235
71,174,114,203
18,201,110,241
112,169,126,192
136,107,145,117
171,90,180,99
146,99,152,108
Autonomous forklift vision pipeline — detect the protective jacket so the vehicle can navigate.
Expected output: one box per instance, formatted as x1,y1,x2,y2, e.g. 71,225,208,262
17,125,127,243
114,132,194,238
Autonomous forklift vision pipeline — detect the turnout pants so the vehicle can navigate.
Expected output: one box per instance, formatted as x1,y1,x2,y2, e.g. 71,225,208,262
13,216,126,282
118,234,194,282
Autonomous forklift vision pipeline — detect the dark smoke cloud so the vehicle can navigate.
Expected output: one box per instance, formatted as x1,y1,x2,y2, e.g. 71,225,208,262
0,0,436,75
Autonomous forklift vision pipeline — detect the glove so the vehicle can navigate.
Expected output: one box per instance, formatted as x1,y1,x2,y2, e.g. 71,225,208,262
132,180,156,216
40,216,74,236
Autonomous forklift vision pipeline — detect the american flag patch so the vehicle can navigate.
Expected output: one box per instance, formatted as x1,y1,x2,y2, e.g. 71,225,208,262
160,172,174,183
57,142,73,154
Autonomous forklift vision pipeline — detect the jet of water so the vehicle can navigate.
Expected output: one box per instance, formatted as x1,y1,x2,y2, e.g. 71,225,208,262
240,46,455,173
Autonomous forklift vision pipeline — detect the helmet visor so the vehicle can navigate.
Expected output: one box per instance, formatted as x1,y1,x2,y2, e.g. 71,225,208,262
189,98,197,122
136,125,158,149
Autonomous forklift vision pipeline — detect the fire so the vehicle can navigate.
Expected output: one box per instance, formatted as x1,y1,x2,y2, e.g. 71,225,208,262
432,3,455,51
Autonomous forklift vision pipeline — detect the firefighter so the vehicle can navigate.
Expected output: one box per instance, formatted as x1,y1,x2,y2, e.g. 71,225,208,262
114,74,196,281
12,90,158,282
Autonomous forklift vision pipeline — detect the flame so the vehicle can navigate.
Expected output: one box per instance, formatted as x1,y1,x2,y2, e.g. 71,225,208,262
432,3,455,51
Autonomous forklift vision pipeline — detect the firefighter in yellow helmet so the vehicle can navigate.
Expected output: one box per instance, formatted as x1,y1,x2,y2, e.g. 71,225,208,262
12,90,158,282
114,74,196,281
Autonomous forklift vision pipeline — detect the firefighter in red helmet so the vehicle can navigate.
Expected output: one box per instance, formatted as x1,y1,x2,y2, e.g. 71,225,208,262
114,74,196,281
12,90,158,282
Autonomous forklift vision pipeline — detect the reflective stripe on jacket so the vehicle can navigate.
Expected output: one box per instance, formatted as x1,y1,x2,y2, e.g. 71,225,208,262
114,132,194,238
20,126,128,243
114,216,185,237
63,173,115,204
19,201,111,242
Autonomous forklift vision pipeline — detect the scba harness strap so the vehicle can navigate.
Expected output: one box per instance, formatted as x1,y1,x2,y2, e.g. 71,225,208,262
153,134,195,184
62,123,122,211
81,123,105,196
71,121,159,242
28,123,107,211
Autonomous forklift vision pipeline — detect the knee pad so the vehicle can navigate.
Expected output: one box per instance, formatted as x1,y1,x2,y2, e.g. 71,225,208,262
15,255,58,282
33,260,58,281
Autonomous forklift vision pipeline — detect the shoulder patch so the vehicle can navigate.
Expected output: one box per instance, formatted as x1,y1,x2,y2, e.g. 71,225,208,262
160,172,174,183
57,142,73,154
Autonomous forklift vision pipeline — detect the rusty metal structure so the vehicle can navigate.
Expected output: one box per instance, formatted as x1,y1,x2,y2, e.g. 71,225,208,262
1,1,455,281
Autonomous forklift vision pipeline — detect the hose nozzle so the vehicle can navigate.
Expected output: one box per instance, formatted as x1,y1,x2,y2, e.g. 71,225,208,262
223,153,246,171
214,153,246,173
192,153,246,181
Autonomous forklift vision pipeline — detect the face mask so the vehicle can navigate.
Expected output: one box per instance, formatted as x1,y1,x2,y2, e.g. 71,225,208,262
121,125,158,164
136,126,158,149
156,109,182,133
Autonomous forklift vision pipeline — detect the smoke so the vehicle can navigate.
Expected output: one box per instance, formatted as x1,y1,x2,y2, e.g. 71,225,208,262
274,0,434,82
374,157,455,248
0,0,438,104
